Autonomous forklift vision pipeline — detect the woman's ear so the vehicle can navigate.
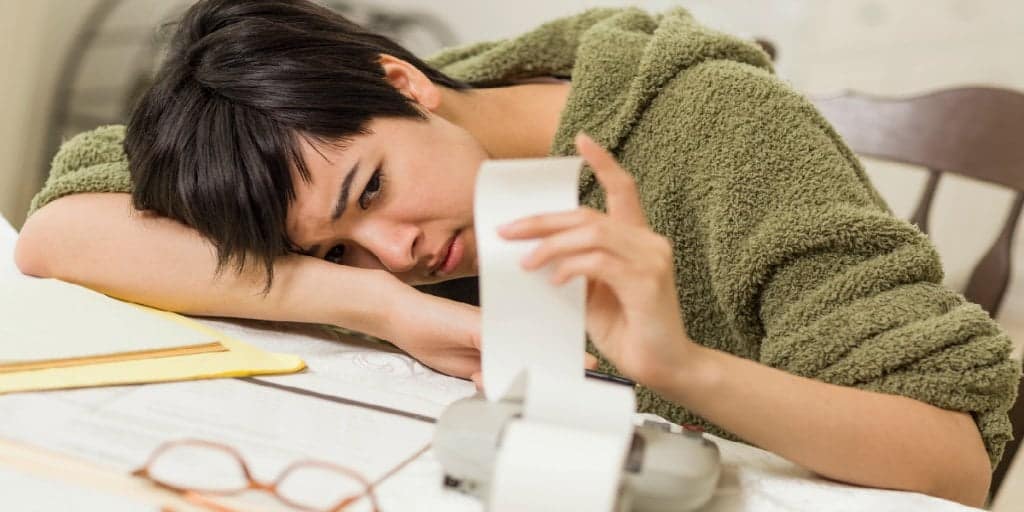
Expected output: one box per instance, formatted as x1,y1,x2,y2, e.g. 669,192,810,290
378,54,442,112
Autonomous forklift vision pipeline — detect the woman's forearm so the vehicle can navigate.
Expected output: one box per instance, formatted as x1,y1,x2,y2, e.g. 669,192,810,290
502,137,995,506
15,193,399,339
656,344,992,507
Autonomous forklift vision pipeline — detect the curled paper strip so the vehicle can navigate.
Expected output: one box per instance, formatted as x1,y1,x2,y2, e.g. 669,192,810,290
490,420,629,512
474,157,586,401
475,157,637,512
523,371,636,439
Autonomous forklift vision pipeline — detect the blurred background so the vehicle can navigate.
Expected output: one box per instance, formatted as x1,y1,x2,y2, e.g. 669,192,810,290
1,0,1022,507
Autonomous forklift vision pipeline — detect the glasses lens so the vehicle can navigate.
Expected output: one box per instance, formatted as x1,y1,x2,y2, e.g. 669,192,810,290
277,464,370,511
146,443,249,493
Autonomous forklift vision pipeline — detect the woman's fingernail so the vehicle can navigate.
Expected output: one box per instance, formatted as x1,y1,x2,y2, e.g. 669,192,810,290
498,222,518,236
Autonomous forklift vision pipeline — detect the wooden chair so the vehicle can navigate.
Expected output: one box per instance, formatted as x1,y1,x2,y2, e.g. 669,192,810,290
811,87,1024,499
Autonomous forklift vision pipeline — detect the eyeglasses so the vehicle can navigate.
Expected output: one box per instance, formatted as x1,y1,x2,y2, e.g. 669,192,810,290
132,439,422,512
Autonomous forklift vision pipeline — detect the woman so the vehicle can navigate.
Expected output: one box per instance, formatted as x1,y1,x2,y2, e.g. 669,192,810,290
15,0,1018,505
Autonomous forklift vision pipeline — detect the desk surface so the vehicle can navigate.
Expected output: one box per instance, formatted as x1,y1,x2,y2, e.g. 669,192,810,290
0,215,982,512
0,315,983,512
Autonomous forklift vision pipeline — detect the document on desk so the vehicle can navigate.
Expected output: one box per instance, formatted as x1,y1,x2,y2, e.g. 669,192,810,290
0,277,223,372
195,317,477,419
0,380,430,475
0,466,155,512
0,378,475,511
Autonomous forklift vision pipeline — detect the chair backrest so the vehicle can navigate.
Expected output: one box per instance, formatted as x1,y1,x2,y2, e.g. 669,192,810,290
811,86,1024,499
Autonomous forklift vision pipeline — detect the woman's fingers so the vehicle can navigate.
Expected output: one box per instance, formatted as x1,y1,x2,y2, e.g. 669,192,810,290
549,250,637,296
575,133,648,227
499,207,601,240
520,219,640,270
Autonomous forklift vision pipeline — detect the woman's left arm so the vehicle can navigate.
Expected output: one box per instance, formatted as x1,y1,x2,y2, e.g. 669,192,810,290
501,134,992,507
665,339,991,507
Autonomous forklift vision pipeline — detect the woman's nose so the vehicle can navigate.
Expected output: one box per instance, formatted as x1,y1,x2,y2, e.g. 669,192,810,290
362,224,421,274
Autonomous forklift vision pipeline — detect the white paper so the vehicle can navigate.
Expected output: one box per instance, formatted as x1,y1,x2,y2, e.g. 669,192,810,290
195,317,477,419
0,308,480,511
490,420,628,511
0,379,436,512
475,158,636,512
0,466,155,512
474,157,585,400
0,381,978,512
523,371,635,439
0,276,219,364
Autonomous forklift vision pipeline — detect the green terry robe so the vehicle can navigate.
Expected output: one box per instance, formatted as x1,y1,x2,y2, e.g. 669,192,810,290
28,7,1020,466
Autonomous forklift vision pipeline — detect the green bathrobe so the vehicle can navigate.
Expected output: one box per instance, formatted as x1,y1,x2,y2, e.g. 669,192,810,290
28,8,1020,466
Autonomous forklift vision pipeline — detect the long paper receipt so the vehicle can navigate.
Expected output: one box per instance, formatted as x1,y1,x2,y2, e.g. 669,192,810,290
475,157,639,512
475,156,586,400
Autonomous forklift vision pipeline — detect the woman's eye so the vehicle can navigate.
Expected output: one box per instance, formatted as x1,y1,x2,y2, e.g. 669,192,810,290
324,244,346,264
358,169,382,210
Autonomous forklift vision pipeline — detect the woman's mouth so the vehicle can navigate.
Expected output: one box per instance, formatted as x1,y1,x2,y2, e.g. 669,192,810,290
436,230,464,277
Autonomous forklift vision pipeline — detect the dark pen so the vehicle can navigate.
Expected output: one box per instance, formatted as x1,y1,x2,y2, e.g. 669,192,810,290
584,369,636,387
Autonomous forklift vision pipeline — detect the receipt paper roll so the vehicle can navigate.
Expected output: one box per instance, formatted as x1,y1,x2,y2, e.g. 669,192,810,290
474,157,586,401
523,371,636,439
489,420,629,511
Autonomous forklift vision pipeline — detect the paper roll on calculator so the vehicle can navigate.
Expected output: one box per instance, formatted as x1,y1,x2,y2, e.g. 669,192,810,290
432,157,721,512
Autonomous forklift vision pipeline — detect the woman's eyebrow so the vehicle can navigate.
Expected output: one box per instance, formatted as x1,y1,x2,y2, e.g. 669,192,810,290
300,158,360,257
331,159,360,222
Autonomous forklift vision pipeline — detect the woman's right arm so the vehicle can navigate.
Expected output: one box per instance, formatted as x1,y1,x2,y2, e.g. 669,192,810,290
15,192,482,377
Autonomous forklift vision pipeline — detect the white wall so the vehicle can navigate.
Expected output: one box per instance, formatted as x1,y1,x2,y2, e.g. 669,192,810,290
0,0,104,228
0,0,52,228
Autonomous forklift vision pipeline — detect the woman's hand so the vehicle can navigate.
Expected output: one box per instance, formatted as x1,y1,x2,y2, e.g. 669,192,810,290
384,287,599,384
498,133,696,387
384,289,483,379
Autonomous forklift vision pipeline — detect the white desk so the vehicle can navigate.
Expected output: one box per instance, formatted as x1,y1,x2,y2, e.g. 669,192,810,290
0,215,981,511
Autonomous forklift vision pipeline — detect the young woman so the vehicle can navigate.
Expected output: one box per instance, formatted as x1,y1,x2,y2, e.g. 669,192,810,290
15,0,1018,505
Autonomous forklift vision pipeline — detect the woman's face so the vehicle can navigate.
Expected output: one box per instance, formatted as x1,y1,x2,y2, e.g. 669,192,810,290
286,112,489,285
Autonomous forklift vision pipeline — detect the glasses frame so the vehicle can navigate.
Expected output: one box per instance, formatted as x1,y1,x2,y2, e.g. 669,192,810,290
132,439,380,512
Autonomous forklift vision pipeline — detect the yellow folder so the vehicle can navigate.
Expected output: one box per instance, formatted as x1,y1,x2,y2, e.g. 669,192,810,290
0,308,306,394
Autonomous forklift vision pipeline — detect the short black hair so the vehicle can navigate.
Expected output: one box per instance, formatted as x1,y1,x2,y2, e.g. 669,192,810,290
124,0,470,291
